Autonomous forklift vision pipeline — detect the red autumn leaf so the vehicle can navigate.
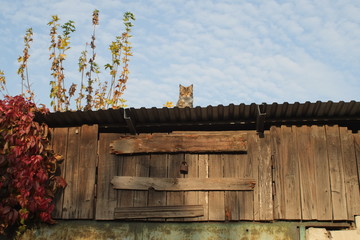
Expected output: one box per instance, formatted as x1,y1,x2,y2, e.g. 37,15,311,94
13,145,23,157
0,95,66,234
54,176,67,189
36,169,48,182
39,211,55,224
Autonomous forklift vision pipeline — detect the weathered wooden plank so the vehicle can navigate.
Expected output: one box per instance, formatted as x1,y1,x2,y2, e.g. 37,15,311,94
296,126,317,220
51,127,68,219
148,154,167,222
111,176,255,191
284,126,301,219
223,154,239,221
248,133,259,221
110,132,247,154
208,154,225,221
270,126,283,219
133,155,150,208
77,124,98,219
311,126,332,220
184,154,199,221
353,134,360,211
339,127,360,219
198,154,209,221
325,125,348,220
114,205,204,219
118,155,137,208
271,126,301,220
61,127,81,219
96,133,122,220
257,131,273,221
148,154,167,206
166,154,184,221
241,134,255,220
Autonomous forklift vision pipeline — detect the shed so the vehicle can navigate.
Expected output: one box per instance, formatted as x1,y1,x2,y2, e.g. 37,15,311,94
32,100,360,239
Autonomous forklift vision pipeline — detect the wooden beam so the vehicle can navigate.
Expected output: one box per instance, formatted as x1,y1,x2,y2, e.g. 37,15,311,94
110,132,247,154
111,176,256,191
114,205,204,219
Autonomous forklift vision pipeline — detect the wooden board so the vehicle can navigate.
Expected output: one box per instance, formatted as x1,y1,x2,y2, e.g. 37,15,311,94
166,154,184,221
223,154,240,221
111,176,255,191
208,154,225,220
296,126,317,220
148,154,168,206
184,154,200,221
61,127,81,219
117,155,137,208
241,133,256,220
110,132,247,154
271,126,301,220
133,155,150,207
311,126,332,220
77,124,98,219
285,126,301,219
51,128,68,219
339,127,360,219
114,205,204,219
256,131,273,221
96,133,122,220
353,134,360,211
270,126,282,219
198,154,209,221
325,125,348,220
148,154,168,222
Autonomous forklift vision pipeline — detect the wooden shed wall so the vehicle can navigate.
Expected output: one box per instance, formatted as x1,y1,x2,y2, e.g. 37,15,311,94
51,125,360,221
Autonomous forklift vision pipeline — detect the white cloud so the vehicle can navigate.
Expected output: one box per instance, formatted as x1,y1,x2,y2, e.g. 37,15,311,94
1,0,360,109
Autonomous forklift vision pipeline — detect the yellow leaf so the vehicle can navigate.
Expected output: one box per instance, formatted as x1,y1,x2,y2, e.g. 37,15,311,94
163,101,174,108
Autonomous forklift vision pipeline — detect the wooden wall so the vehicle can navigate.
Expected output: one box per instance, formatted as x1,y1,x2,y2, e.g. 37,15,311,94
51,124,360,221
271,125,360,221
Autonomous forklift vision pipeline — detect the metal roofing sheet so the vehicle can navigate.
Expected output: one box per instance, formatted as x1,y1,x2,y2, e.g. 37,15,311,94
35,101,360,133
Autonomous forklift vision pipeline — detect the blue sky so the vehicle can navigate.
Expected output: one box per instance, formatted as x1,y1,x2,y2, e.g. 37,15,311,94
1,0,360,109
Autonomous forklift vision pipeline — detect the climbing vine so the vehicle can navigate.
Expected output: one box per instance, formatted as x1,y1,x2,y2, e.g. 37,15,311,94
0,95,66,236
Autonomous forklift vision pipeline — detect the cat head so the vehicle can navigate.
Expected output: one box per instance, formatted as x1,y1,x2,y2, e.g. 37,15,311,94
179,84,193,97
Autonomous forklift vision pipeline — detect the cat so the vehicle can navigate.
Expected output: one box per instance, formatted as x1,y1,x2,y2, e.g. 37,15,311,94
176,84,193,108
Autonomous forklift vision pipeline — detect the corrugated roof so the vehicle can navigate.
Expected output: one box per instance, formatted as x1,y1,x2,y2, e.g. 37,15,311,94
35,101,360,133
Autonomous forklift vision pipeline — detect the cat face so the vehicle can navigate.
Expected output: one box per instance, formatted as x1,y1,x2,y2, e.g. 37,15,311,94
179,84,193,97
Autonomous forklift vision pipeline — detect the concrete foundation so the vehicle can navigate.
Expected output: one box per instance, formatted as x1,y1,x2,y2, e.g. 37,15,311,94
17,221,300,240
1,217,358,240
